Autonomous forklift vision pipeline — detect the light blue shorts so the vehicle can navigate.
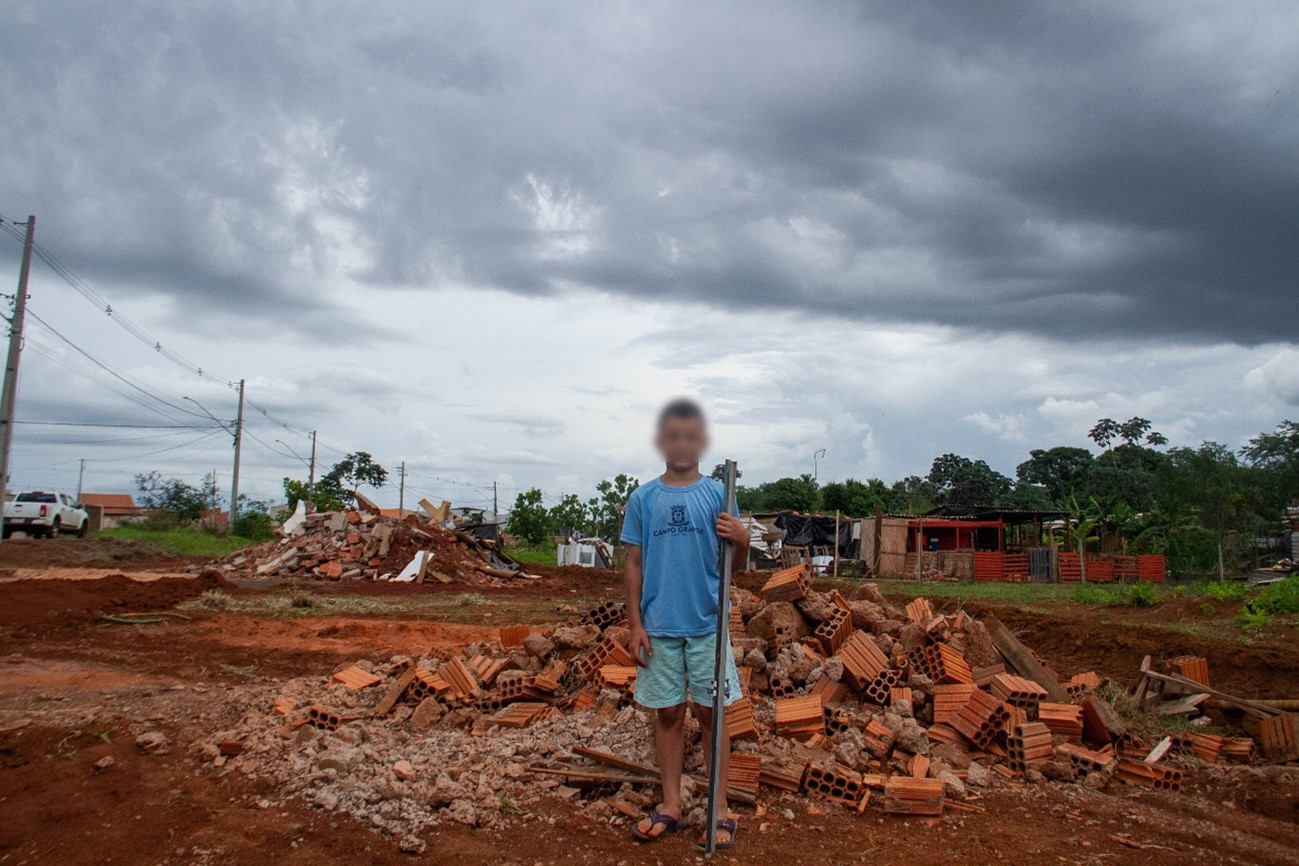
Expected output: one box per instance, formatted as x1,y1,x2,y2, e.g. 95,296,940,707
633,633,744,709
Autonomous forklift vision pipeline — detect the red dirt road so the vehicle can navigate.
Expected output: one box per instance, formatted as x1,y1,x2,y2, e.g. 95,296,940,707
1,565,1297,865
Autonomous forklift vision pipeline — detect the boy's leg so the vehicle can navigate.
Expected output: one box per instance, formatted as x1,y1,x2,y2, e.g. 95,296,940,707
632,637,689,840
651,705,686,820
685,632,745,846
689,701,730,825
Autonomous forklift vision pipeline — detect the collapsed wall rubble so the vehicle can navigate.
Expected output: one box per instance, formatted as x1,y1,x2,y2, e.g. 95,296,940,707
213,495,535,584
203,563,1291,849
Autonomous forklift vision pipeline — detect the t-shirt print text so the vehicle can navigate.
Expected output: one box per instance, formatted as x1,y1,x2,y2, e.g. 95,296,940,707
652,503,706,538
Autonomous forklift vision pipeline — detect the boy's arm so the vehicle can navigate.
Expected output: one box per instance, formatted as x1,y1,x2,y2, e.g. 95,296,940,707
624,545,652,666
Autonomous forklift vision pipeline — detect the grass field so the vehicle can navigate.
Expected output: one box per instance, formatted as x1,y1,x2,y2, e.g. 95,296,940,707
97,526,259,558
505,544,559,567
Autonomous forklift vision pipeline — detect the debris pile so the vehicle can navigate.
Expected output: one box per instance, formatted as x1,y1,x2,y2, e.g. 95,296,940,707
214,493,535,584
203,563,1294,845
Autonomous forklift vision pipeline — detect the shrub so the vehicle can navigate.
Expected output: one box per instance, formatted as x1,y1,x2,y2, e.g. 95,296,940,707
1198,580,1247,602
1072,582,1159,607
1236,608,1271,630
1071,584,1110,605
1123,582,1160,607
197,589,232,610
289,591,317,609
1252,576,1299,615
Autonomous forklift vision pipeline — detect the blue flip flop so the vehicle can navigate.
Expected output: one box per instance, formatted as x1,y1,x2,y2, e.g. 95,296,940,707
699,818,739,850
631,812,681,843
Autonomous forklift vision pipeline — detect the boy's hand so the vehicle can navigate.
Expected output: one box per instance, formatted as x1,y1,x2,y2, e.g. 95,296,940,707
716,512,748,546
628,626,653,667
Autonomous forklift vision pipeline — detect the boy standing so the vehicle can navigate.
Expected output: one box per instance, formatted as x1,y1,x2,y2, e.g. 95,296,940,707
621,398,749,849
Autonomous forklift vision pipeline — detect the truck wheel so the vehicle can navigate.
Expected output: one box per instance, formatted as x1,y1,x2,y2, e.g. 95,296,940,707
49,518,61,538
76,520,89,538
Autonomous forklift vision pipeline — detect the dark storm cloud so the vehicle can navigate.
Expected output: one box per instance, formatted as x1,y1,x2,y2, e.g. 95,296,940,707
1,1,1295,342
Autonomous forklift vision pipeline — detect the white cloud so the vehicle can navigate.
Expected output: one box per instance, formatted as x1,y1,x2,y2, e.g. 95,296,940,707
964,412,1028,443
1245,348,1299,408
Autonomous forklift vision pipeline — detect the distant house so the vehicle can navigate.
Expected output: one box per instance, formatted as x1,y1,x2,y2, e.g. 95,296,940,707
79,493,141,530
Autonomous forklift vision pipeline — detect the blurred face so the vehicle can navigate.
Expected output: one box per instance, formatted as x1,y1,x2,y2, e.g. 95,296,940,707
655,415,709,470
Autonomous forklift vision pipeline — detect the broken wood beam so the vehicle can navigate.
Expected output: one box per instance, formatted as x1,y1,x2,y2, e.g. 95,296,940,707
985,618,1069,702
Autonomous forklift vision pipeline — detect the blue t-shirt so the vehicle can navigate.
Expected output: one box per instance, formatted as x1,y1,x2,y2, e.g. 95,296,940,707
620,476,739,638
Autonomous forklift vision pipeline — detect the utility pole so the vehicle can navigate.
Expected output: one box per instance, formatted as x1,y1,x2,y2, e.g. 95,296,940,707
229,378,245,528
0,215,34,543
398,461,406,517
493,481,498,526
307,430,317,512
77,459,85,502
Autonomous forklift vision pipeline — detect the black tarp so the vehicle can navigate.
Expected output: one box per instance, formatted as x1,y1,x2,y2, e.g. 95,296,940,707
774,512,857,558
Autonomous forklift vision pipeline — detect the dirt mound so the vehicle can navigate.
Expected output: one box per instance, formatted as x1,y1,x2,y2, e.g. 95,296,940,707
527,564,622,594
0,571,231,637
963,600,1299,699
0,537,174,568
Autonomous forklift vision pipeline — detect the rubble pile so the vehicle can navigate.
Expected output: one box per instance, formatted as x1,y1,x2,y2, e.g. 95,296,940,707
203,563,1294,847
214,494,534,585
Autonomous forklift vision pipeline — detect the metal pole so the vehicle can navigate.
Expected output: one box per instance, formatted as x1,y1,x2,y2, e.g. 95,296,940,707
77,459,85,501
493,481,498,526
307,430,317,513
0,216,34,543
833,509,841,578
398,460,406,517
705,458,737,857
229,379,245,528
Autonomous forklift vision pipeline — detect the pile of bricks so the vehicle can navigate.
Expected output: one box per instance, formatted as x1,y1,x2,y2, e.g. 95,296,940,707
215,493,533,584
277,578,1288,832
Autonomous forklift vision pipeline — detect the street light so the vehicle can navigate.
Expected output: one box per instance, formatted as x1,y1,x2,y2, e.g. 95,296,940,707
813,448,826,482
183,396,234,434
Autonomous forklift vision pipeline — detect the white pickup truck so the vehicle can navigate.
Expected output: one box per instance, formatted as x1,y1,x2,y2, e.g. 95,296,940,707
3,491,89,539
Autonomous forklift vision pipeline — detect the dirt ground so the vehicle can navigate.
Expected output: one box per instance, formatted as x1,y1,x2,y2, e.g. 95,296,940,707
1,548,1297,865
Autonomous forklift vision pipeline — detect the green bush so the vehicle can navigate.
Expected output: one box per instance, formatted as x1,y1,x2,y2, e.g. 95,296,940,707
1071,584,1110,605
1251,576,1299,615
1071,582,1160,608
1123,582,1160,607
1196,580,1248,602
1236,608,1271,630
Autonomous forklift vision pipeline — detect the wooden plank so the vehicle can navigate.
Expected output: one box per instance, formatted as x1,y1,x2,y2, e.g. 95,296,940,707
571,746,659,778
1155,693,1211,717
372,668,416,717
1144,736,1173,764
1139,668,1278,718
985,618,1069,702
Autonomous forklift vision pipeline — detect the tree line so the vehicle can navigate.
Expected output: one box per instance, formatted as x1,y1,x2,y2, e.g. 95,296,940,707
506,418,1299,574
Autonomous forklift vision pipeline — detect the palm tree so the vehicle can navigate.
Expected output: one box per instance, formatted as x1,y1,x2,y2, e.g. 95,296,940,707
1067,516,1100,582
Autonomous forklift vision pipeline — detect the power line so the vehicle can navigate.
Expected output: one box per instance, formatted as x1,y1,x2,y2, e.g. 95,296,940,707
0,216,236,388
79,429,227,463
25,308,213,421
22,428,221,447
24,340,203,427
0,216,376,484
15,420,214,429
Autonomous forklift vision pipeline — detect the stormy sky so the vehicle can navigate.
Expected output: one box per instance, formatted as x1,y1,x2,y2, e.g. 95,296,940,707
1,1,1296,510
